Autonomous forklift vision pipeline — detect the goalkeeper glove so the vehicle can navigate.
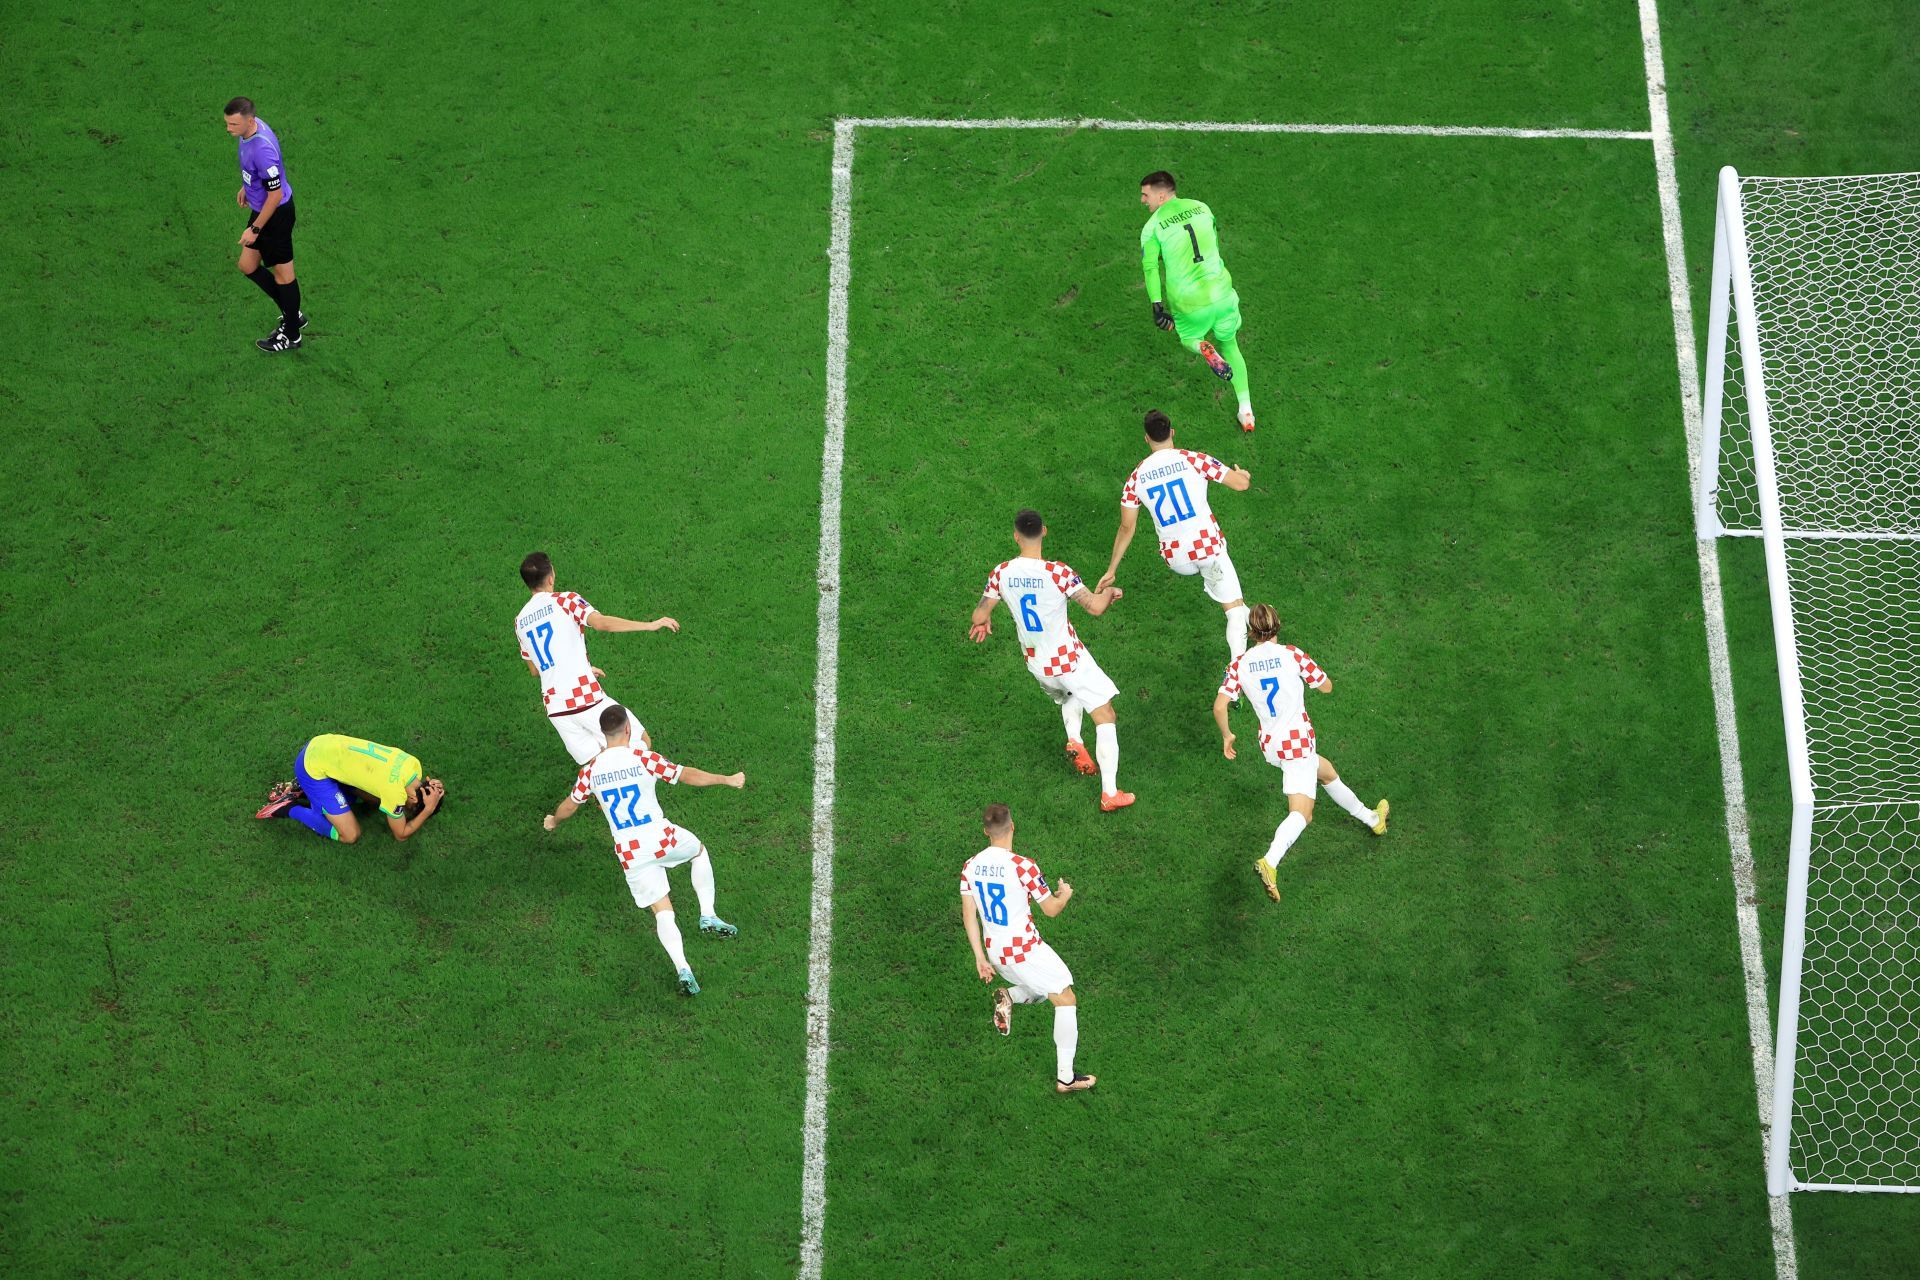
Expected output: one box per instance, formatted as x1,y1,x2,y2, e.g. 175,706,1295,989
1152,302,1174,331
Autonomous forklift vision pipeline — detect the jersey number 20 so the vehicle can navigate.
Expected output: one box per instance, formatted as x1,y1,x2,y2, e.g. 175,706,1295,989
1145,478,1196,529
525,622,556,671
973,881,1009,926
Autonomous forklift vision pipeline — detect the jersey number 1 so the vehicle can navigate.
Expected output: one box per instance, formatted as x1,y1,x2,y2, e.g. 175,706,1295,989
974,881,1009,926
1185,224,1204,263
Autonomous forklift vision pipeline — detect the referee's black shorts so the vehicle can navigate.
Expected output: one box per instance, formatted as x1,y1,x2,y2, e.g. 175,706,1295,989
247,200,297,266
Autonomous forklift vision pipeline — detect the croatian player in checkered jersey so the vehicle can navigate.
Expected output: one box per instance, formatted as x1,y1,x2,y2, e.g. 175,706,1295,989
960,804,1095,1094
1096,409,1253,665
1213,604,1388,902
515,552,679,765
542,704,745,996
969,509,1135,812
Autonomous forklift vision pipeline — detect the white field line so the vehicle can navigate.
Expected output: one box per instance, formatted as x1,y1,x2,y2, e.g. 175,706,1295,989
1637,2,1800,1276
798,108,1666,1280
797,117,853,1280
843,115,1651,140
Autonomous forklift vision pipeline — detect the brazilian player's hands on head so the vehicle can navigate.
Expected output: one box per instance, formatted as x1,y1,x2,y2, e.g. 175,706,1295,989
408,777,446,819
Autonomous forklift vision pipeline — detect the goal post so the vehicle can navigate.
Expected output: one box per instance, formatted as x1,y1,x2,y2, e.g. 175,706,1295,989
1699,166,1920,1196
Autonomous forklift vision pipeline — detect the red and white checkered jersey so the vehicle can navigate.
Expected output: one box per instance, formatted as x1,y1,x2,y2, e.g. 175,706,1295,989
516,590,603,717
959,846,1052,966
984,557,1089,678
570,744,687,870
1122,449,1230,565
1219,641,1329,760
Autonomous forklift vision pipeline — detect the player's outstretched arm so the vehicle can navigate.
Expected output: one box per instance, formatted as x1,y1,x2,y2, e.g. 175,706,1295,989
1223,465,1252,492
1097,506,1140,592
1073,584,1123,617
388,778,446,841
960,895,993,981
1038,880,1073,917
589,614,681,634
968,595,999,643
678,766,746,789
542,795,581,830
1212,694,1237,759
1313,676,1334,694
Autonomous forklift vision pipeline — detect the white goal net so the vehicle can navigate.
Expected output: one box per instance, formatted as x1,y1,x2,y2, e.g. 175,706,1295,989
1699,168,1920,1194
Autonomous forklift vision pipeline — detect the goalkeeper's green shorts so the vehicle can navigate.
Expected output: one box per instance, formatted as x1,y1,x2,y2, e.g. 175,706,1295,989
1173,291,1243,345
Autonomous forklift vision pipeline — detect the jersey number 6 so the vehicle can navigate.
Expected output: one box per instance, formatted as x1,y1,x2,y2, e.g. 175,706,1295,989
1019,594,1043,632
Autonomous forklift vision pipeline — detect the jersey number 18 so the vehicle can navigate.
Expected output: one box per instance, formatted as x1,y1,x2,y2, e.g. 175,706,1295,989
973,881,1009,926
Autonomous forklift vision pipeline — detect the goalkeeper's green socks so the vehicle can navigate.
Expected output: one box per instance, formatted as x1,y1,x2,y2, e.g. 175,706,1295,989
1214,334,1253,413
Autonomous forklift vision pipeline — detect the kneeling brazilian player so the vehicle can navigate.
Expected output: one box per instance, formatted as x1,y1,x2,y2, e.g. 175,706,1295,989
255,733,444,843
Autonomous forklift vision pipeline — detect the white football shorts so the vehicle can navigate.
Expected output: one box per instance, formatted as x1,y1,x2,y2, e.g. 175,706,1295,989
993,941,1074,1000
1033,650,1119,711
551,699,647,766
621,826,706,909
1169,549,1244,605
1264,747,1321,797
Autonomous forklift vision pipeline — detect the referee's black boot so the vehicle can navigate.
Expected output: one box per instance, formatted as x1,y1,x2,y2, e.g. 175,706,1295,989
256,329,302,354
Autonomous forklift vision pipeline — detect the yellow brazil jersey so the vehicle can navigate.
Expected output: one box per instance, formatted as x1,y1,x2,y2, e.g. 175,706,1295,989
303,734,423,818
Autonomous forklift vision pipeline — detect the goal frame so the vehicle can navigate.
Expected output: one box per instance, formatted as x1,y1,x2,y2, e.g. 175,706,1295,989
1700,164,1920,1196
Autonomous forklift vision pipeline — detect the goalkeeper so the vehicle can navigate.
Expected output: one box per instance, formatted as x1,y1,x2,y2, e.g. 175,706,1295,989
1139,171,1256,432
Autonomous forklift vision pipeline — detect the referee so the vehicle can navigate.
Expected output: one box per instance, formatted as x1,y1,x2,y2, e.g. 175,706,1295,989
223,97,305,353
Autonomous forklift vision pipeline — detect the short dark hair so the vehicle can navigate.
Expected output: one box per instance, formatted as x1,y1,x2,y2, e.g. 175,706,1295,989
224,97,256,117
1143,409,1173,442
1141,170,1176,192
599,704,630,736
520,551,553,588
982,803,1012,836
1013,509,1044,539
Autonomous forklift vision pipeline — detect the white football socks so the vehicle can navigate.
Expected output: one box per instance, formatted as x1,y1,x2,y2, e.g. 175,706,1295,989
1053,1004,1079,1084
689,849,718,918
1321,777,1375,826
1094,722,1119,793
1060,695,1086,745
1225,604,1250,660
654,910,690,971
1263,812,1308,868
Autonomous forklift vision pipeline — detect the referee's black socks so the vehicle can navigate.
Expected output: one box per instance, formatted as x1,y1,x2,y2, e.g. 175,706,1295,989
246,265,282,305
279,280,302,332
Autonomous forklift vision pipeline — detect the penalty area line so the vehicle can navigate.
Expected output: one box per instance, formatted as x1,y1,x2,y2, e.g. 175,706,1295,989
840,115,1651,140
797,117,853,1280
800,105,1657,1280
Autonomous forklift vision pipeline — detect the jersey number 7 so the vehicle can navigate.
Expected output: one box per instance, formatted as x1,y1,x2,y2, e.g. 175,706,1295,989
1259,676,1280,716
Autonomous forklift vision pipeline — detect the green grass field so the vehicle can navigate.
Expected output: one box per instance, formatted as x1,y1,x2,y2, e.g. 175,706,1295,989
4,1,1917,1276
